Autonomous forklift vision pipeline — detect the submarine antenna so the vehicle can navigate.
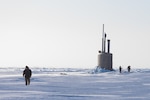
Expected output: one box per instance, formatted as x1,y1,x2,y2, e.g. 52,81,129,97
102,24,104,53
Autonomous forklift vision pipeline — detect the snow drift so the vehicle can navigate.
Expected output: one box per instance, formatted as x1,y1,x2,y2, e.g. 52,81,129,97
0,67,150,100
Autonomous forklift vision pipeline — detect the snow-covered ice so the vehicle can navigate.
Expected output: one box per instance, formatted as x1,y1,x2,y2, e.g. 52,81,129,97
0,67,150,100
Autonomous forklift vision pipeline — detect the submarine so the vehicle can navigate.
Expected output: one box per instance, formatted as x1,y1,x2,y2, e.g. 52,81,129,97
97,24,113,70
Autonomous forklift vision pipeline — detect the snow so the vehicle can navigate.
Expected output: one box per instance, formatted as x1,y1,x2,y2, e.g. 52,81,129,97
0,67,150,100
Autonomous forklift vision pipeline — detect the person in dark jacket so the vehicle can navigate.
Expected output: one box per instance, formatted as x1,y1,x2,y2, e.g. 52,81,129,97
23,66,32,86
127,66,131,72
119,66,122,73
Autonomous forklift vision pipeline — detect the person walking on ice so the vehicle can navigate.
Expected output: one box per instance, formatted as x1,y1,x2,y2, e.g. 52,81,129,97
119,66,122,73
23,66,32,86
127,66,131,72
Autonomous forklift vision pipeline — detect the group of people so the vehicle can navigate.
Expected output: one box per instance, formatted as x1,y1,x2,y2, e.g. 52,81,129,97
119,66,131,73
22,65,132,85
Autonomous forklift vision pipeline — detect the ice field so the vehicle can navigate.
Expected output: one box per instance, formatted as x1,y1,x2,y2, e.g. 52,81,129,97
0,67,150,100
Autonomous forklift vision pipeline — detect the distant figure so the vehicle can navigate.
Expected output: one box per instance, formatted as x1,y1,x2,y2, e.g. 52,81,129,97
119,66,122,73
127,66,131,72
23,66,32,86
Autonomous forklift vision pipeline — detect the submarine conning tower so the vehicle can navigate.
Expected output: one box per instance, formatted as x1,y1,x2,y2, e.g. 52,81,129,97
98,24,113,70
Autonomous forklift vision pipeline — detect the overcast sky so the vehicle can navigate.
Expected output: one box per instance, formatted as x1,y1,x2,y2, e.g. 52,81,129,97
0,0,150,68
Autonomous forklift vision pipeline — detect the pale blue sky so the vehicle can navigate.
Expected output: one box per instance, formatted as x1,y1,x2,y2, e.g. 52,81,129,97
0,0,150,68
